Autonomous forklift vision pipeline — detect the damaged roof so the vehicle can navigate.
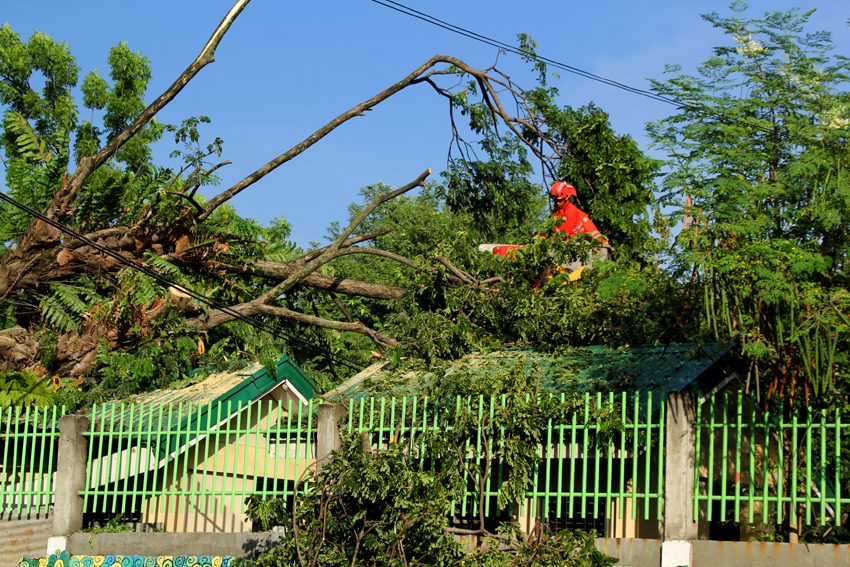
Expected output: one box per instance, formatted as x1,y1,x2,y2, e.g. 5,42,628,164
323,343,733,402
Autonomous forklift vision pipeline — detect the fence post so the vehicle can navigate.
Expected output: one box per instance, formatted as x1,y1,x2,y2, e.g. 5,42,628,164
48,414,89,553
316,403,345,475
661,391,698,567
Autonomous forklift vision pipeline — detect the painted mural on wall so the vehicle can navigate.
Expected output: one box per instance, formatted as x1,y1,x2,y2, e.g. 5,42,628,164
20,552,234,567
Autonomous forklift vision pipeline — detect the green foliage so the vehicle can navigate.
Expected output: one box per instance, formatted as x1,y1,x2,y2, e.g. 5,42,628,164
88,332,200,403
648,5,850,406
472,529,616,567
0,370,54,406
80,516,135,534
546,103,661,260
0,25,78,142
442,153,543,241
246,362,621,566
0,110,69,240
35,281,103,334
383,233,688,363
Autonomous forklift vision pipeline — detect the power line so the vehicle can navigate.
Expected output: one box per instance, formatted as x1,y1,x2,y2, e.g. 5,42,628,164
0,192,365,372
370,0,679,107
369,0,817,146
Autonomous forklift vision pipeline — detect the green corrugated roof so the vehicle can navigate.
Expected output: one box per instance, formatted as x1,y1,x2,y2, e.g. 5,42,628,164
324,343,732,402
93,354,319,458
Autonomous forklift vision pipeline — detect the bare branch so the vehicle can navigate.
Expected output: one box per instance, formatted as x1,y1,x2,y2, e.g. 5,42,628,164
254,304,397,350
187,159,233,198
308,247,421,272
435,255,474,285
53,0,251,218
302,228,392,263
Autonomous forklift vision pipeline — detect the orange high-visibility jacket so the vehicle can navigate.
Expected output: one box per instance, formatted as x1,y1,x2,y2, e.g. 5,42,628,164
552,202,608,245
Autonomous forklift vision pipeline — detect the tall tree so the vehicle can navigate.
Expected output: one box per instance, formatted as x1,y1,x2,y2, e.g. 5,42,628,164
649,5,850,406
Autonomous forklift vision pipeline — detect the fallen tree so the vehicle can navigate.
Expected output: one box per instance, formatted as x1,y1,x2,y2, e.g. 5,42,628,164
0,0,563,383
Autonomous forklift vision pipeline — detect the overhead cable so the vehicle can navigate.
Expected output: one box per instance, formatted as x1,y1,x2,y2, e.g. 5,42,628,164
370,0,679,106
369,0,811,140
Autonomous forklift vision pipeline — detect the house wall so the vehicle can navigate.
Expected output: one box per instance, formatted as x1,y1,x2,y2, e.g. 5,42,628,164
513,447,663,540
140,388,314,533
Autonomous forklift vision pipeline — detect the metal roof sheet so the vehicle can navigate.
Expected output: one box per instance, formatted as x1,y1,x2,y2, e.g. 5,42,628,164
324,343,732,402
92,354,320,458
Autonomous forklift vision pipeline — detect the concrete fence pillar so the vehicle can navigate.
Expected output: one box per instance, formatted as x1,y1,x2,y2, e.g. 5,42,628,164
49,414,89,553
316,403,345,475
661,392,698,567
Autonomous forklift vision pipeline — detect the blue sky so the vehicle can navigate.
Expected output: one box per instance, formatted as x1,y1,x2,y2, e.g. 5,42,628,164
2,1,849,246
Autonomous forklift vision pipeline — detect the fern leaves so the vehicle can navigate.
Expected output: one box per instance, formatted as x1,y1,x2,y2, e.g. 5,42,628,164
0,111,69,241
39,283,99,331
4,112,51,162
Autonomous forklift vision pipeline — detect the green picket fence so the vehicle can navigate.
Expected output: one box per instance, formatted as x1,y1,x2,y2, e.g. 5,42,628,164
695,391,850,526
80,399,316,525
0,405,67,516
346,392,666,527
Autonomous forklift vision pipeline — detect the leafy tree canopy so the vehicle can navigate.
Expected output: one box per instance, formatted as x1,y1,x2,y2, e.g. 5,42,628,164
649,3,850,406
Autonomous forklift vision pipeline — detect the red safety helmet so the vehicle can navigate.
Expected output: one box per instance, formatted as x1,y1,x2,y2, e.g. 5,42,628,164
549,181,577,200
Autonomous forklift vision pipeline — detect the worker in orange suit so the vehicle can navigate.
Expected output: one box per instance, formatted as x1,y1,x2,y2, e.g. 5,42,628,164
491,181,608,257
548,181,608,245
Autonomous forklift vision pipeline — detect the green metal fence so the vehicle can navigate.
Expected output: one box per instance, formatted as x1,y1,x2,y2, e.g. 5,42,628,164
527,391,665,528
80,399,316,527
346,392,666,528
6,390,848,532
695,391,850,527
0,405,67,516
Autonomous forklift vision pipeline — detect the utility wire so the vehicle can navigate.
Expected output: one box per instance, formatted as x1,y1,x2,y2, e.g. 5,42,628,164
369,0,807,140
370,0,679,106
0,191,364,372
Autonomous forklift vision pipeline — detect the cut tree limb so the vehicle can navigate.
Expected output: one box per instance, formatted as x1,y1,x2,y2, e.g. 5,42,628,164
54,0,252,218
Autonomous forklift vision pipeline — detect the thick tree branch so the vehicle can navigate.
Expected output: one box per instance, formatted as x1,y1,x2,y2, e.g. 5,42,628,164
254,305,397,350
202,259,407,300
186,171,430,339
435,255,474,285
197,53,449,220
186,301,397,351
255,169,431,304
198,52,560,220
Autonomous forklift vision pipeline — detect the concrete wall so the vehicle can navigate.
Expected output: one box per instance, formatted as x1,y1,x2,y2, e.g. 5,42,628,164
1,517,53,567
596,538,661,567
65,534,659,565
692,540,850,567
61,534,850,567
595,539,850,567
67,530,284,557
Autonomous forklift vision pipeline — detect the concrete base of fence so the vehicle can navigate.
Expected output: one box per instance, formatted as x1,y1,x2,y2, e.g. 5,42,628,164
692,540,850,567
47,536,68,554
55,533,850,566
66,530,285,557
595,538,661,566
